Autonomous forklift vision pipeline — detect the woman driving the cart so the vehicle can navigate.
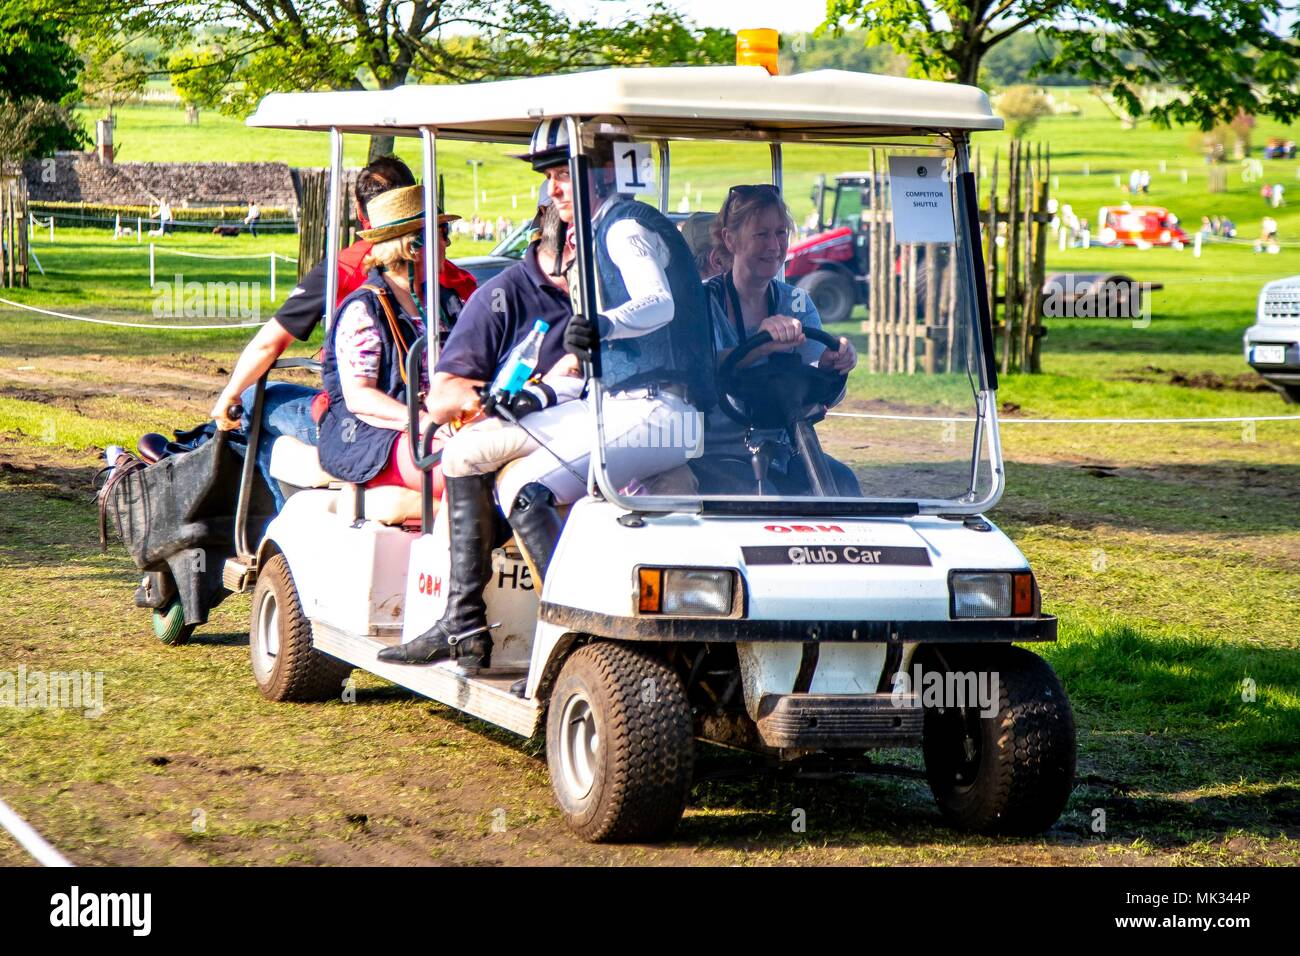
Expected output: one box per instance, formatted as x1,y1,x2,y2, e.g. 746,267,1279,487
316,185,463,495
694,184,861,497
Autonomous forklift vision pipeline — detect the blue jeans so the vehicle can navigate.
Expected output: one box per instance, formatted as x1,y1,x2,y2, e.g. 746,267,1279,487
239,382,318,510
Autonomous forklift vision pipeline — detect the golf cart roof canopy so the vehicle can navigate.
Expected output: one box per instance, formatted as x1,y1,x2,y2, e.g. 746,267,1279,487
246,65,1003,140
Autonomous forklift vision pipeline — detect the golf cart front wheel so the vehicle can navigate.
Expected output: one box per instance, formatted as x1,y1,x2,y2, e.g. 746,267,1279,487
250,553,352,702
922,645,1076,835
546,641,694,843
152,598,195,646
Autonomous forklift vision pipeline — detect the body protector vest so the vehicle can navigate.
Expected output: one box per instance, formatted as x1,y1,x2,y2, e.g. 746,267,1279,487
318,270,422,484
591,197,716,410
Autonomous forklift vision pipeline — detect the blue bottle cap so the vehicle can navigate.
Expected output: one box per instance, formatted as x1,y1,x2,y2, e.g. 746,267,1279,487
533,319,550,334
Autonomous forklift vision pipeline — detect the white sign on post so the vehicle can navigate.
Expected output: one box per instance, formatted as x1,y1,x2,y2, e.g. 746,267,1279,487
612,141,655,195
888,156,955,244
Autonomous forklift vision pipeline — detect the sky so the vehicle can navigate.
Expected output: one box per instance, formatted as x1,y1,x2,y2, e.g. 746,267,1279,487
550,0,832,34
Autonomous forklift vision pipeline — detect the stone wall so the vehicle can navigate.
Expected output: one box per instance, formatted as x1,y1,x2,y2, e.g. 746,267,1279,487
24,153,300,210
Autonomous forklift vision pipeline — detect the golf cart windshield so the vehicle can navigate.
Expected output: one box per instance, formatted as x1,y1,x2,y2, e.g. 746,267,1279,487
576,124,998,516
243,65,1004,517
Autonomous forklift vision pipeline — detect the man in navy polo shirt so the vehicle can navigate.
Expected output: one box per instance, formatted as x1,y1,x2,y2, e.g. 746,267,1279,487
377,212,579,669
427,235,574,421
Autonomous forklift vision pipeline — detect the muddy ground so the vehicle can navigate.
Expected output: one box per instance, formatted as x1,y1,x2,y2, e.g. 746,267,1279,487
0,353,1297,866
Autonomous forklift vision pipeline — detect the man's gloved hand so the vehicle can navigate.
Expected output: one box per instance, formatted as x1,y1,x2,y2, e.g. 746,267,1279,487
484,382,557,421
475,385,500,420
563,312,601,363
507,388,543,419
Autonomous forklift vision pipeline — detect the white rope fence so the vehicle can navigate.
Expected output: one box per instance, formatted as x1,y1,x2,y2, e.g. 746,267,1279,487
829,411,1300,424
148,244,297,301
0,796,72,867
0,294,265,330
28,213,54,243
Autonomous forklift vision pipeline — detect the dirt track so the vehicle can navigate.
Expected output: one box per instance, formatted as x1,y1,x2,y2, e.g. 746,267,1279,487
0,357,1297,866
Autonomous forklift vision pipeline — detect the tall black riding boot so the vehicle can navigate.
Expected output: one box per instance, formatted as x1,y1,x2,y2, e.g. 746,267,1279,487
378,473,496,669
508,482,566,590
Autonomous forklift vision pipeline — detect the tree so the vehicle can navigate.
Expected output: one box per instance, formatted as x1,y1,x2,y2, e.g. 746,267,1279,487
77,35,148,122
40,0,734,160
822,1,1300,128
780,28,907,75
994,85,1052,138
0,3,84,154
0,98,79,176
168,47,229,120
978,29,1076,87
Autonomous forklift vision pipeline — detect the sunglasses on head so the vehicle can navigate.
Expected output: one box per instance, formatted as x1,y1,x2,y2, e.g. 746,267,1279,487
722,183,781,217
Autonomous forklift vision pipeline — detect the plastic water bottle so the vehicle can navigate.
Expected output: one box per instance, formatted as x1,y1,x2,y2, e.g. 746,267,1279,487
490,319,550,398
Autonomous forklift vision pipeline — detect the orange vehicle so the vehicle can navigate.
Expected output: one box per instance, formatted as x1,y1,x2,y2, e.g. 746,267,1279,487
1096,204,1188,247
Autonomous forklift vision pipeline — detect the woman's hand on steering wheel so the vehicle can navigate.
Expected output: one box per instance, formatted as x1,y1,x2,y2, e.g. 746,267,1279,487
817,335,858,373
759,314,805,346
735,315,805,367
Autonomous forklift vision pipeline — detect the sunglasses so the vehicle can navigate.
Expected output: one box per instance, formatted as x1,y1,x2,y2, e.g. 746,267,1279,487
721,183,782,219
411,223,451,252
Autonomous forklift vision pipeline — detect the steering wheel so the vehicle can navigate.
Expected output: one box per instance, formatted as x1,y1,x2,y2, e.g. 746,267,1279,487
716,326,849,429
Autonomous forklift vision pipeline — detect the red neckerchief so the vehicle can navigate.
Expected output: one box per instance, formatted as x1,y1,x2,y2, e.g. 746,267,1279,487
440,258,478,302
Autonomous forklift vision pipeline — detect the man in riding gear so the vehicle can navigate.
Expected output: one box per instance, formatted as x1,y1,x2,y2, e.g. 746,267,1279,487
379,118,715,672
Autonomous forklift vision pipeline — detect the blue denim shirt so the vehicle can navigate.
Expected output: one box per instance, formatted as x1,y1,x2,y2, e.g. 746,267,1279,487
706,275,828,366
702,273,830,456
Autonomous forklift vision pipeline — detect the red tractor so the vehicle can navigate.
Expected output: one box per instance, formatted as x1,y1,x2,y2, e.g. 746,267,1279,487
786,172,880,324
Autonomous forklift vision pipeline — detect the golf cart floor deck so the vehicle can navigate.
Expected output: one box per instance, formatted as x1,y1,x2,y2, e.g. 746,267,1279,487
311,621,539,737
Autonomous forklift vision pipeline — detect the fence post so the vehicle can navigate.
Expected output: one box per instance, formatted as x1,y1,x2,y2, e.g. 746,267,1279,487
270,253,277,301
1193,232,1202,258
137,216,142,243
149,242,155,289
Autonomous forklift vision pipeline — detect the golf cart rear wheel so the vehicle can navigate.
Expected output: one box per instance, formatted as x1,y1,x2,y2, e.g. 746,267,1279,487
922,645,1076,835
250,553,352,702
546,641,694,843
152,598,195,646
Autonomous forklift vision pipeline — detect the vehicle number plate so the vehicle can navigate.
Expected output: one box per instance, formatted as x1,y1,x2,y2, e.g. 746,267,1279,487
1252,345,1287,364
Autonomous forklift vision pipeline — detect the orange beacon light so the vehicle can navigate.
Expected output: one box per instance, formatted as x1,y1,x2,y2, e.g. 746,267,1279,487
736,28,779,75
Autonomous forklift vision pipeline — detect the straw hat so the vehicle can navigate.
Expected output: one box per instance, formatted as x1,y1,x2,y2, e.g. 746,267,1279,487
359,185,460,242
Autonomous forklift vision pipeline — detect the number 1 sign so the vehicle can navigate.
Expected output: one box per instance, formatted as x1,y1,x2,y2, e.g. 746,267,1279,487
613,141,655,194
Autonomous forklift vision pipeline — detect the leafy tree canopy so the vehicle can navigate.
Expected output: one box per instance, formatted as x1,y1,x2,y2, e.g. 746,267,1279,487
39,0,733,116
0,1,85,154
823,0,1300,128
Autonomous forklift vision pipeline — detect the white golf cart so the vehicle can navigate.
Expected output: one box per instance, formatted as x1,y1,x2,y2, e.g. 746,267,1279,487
231,65,1075,842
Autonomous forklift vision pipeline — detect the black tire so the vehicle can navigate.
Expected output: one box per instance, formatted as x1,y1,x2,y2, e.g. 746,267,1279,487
1280,384,1300,405
250,553,352,702
922,645,1075,835
546,642,694,843
152,598,195,646
798,269,856,324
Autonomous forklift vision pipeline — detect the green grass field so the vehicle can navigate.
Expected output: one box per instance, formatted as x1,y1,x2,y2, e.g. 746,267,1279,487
0,84,1294,865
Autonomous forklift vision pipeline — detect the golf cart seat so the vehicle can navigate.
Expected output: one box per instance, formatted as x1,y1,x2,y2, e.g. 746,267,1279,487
269,436,334,489
269,436,425,527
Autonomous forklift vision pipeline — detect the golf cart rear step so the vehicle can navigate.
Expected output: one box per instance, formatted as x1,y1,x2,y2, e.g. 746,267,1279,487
223,558,256,593
755,692,923,749
310,620,540,737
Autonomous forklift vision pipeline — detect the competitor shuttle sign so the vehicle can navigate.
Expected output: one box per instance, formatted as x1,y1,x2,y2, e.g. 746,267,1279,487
888,157,955,244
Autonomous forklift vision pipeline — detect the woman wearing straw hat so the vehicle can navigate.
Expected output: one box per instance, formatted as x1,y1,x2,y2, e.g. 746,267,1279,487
316,185,464,496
